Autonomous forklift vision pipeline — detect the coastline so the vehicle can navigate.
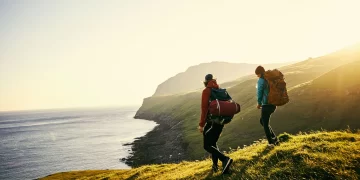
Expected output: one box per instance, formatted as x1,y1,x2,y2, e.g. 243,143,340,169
123,114,189,167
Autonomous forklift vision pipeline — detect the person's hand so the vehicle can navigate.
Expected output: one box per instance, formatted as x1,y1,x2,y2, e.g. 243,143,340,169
198,126,204,133
257,104,262,109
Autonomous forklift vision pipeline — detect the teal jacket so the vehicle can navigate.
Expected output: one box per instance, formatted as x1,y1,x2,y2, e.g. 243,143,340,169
257,76,269,106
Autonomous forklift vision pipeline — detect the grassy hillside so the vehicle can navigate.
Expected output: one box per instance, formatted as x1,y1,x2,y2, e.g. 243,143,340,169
219,60,360,156
269,60,360,132
133,44,360,163
153,61,292,96
40,131,360,180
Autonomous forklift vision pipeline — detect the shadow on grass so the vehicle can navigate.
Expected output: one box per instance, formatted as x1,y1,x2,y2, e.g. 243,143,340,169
202,147,273,180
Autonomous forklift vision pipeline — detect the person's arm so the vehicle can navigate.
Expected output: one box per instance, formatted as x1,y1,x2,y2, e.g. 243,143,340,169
257,78,264,106
199,88,210,127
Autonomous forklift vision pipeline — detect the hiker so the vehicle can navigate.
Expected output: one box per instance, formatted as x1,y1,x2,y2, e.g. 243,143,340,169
255,66,280,147
198,74,233,174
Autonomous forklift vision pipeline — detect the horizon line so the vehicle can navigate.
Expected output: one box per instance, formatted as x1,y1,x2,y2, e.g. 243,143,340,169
0,104,142,114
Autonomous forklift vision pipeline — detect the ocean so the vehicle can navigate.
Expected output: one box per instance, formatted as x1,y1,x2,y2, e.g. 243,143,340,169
0,107,158,180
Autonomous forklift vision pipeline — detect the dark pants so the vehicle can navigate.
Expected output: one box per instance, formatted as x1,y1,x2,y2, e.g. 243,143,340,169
260,105,278,144
203,122,227,165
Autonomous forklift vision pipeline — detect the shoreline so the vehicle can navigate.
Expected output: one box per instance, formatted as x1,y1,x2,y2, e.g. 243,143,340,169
123,114,189,167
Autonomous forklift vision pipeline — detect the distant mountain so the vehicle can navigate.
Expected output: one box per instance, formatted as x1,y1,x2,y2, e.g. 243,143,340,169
153,61,293,96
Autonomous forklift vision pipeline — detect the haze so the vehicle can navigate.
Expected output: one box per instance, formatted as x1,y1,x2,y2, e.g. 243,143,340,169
1,0,360,111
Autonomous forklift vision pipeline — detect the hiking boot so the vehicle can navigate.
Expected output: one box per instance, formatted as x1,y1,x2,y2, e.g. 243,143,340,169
212,164,219,172
222,157,233,174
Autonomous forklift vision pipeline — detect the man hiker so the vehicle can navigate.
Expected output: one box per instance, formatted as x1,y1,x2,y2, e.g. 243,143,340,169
198,74,233,174
255,66,280,147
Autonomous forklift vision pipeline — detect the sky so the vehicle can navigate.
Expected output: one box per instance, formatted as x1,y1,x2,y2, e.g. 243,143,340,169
1,0,360,111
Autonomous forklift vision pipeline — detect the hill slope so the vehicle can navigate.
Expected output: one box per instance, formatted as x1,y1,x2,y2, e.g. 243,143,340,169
131,43,360,166
40,131,360,180
153,62,292,96
268,60,360,132
219,60,360,156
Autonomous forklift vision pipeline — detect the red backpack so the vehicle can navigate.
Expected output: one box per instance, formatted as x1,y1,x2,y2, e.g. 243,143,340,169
208,88,241,124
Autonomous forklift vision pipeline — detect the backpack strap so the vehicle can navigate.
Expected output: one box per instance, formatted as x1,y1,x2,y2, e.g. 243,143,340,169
207,88,215,121
226,91,232,100
209,88,218,102
210,88,232,101
261,77,270,91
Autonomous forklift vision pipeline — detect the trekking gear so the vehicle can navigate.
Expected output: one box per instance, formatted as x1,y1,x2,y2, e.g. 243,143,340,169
203,123,228,166
260,105,278,145
222,157,233,174
209,100,240,116
209,116,234,125
207,88,240,125
263,69,289,106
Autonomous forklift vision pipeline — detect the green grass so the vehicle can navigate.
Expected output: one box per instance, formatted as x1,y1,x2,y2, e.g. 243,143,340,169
40,130,360,180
